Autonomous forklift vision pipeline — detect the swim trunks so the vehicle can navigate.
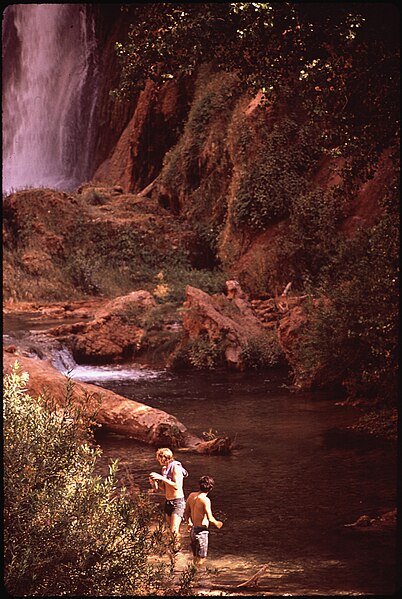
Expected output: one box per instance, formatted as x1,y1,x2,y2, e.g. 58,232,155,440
164,497,186,518
190,525,209,558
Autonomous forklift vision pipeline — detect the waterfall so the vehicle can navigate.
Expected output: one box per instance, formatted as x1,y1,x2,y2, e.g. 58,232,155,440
2,4,99,194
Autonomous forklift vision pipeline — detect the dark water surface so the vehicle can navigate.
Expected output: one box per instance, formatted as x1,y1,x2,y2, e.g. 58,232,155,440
85,367,397,595
3,312,398,594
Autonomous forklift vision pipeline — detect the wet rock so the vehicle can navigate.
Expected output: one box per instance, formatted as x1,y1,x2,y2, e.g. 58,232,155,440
48,291,156,364
176,283,265,369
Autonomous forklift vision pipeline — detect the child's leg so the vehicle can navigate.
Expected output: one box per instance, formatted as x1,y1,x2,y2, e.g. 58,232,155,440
193,556,206,568
170,513,182,550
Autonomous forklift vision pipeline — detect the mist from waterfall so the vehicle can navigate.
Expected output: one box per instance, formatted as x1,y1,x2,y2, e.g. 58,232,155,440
2,4,99,194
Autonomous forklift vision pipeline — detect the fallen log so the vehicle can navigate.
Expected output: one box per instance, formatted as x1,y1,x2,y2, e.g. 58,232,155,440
178,435,234,455
3,352,230,452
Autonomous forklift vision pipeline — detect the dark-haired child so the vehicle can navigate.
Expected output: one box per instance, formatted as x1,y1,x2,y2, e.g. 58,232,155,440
184,475,223,566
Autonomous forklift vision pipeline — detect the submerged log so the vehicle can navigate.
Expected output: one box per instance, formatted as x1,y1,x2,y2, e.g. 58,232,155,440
178,435,233,455
3,352,223,451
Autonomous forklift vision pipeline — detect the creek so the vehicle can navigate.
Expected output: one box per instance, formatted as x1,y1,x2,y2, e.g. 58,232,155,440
4,315,398,595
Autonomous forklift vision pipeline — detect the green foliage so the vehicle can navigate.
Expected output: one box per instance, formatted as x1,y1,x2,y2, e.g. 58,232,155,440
158,69,239,211
270,186,345,290
3,364,178,596
114,3,399,174
65,248,103,295
162,265,228,305
292,206,399,400
187,333,224,370
232,118,322,229
176,563,198,596
62,218,192,297
241,330,284,370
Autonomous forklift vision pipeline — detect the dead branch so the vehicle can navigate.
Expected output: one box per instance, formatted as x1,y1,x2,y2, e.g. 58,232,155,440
236,564,269,588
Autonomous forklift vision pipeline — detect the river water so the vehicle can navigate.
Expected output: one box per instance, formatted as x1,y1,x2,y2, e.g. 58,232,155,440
4,314,398,595
74,366,397,595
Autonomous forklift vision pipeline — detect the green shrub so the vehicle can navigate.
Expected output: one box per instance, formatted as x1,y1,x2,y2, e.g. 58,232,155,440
271,187,344,291
232,118,322,230
65,248,103,295
187,333,224,369
292,209,399,400
241,330,284,370
3,363,180,596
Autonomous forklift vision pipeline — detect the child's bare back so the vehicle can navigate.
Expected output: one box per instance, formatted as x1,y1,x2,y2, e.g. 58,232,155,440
184,476,223,566
187,492,212,527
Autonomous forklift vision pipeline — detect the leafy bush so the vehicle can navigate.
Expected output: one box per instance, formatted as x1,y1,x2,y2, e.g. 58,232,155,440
241,331,284,370
187,333,224,370
3,364,180,596
270,186,344,291
65,248,103,295
232,118,322,230
292,208,399,400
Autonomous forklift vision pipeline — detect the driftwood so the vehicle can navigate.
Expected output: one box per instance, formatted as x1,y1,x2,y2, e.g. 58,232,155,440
344,515,373,527
344,509,396,529
236,564,269,588
137,176,158,197
178,436,234,455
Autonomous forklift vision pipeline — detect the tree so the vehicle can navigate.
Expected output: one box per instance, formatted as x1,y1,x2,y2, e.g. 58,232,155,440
114,2,399,171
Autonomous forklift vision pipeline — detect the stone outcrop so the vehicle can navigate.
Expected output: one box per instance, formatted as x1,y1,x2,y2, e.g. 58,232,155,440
177,282,266,369
48,291,156,364
3,352,231,454
93,75,194,193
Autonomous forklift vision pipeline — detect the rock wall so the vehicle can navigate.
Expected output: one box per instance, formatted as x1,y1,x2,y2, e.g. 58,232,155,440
92,60,396,296
93,75,194,193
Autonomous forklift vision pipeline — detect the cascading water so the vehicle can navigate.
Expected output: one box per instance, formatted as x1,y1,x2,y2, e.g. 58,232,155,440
2,4,99,194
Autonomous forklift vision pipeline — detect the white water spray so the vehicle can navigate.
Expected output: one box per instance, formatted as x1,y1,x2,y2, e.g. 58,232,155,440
2,4,98,194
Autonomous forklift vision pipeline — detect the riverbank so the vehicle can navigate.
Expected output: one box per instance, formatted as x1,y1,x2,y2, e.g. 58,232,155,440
3,298,397,442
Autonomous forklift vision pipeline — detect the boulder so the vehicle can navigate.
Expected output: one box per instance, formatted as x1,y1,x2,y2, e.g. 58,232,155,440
48,291,156,364
177,283,266,369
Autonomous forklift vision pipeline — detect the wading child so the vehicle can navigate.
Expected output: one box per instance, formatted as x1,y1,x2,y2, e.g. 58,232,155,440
184,475,223,567
149,447,188,550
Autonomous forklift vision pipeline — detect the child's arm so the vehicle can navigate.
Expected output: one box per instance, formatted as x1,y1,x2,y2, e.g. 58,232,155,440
184,496,193,530
150,465,183,492
205,497,223,529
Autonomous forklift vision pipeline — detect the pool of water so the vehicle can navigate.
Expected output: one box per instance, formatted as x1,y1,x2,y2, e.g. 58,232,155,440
3,311,398,595
86,367,397,595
